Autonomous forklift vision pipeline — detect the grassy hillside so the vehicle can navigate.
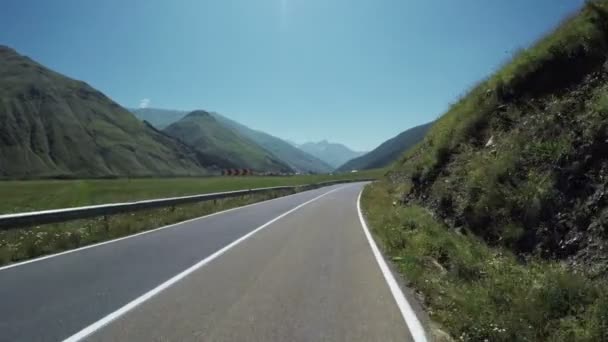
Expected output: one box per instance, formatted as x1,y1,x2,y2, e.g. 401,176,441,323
163,111,291,172
363,2,608,340
0,46,212,178
298,140,366,169
338,122,432,171
131,108,187,128
210,112,334,173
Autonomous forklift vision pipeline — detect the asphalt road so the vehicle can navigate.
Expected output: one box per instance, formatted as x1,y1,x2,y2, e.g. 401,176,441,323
0,183,418,341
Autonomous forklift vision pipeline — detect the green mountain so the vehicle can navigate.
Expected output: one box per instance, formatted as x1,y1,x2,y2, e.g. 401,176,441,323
130,107,332,173
337,122,432,171
298,140,366,169
0,46,216,179
209,113,333,173
163,111,292,172
365,3,608,339
132,108,188,129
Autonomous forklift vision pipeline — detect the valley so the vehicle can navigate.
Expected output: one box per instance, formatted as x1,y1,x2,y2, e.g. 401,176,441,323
2,1,607,340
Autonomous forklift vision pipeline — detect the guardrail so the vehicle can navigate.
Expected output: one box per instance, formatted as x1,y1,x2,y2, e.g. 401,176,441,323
0,179,373,230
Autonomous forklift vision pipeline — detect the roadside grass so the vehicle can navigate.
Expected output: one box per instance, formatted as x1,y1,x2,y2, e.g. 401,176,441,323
361,181,608,342
0,189,296,266
0,169,384,214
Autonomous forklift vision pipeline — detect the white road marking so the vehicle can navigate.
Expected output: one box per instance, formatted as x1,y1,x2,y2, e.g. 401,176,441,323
62,186,346,342
0,187,329,272
356,189,428,342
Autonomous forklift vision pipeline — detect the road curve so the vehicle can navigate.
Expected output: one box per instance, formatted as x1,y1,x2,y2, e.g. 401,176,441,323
0,183,417,341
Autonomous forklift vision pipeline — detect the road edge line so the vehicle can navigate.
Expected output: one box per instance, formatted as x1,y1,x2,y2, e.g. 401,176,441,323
356,189,428,342
0,186,334,272
62,185,346,342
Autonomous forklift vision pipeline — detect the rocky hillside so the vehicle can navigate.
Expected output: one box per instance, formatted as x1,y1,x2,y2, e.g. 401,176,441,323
387,1,608,274
363,2,608,340
0,46,213,178
164,111,292,172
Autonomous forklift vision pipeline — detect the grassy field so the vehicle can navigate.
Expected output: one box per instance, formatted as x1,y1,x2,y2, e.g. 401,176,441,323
0,169,384,214
0,171,382,265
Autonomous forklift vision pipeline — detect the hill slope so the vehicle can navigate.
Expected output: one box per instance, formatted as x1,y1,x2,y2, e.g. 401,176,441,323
163,111,292,172
209,113,334,173
298,140,366,169
0,46,212,178
131,108,187,129
131,107,332,173
338,122,432,171
363,2,608,340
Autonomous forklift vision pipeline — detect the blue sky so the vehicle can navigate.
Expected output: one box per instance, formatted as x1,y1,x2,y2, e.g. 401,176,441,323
1,0,584,151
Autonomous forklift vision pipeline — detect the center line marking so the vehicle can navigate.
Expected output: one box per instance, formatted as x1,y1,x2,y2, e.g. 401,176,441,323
63,185,347,342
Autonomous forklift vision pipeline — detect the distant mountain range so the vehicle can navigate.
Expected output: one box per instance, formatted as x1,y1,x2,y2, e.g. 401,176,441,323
337,122,433,171
0,44,426,179
208,114,334,173
133,108,334,173
132,108,365,172
163,111,290,172
297,141,366,169
0,46,213,178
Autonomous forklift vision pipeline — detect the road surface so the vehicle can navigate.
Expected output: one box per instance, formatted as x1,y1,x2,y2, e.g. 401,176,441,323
0,183,421,341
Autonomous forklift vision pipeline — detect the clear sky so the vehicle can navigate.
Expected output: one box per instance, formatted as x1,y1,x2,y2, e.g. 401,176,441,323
0,0,585,151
